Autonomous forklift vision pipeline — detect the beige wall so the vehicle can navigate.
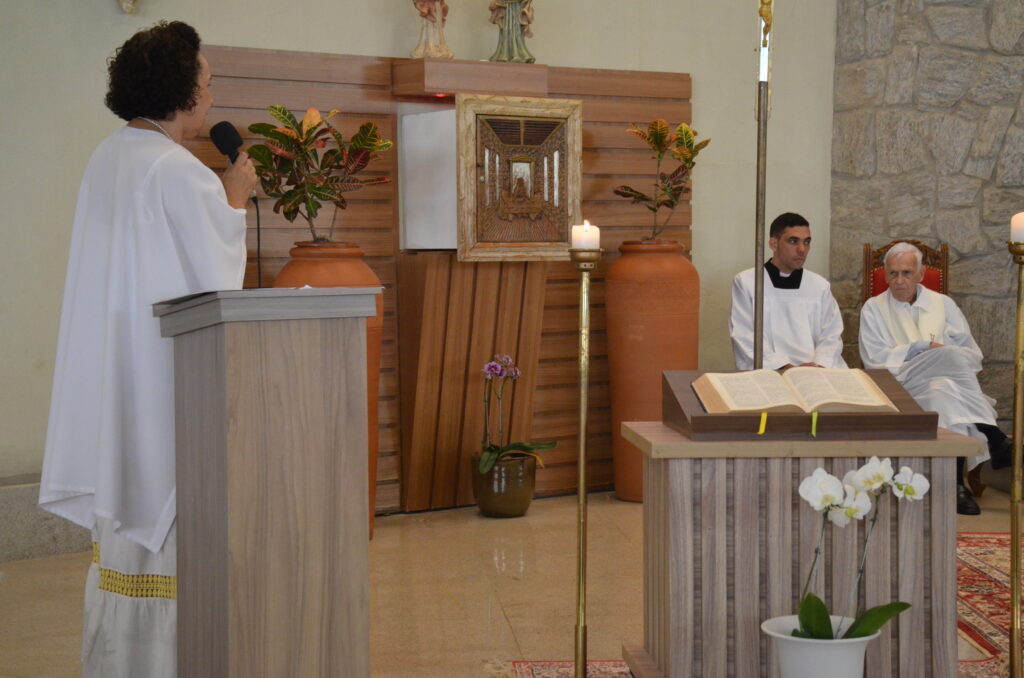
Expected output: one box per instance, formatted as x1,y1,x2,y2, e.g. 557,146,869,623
0,0,836,478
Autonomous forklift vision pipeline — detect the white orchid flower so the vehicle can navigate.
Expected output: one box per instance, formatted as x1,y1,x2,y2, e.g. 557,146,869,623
827,484,872,527
799,468,844,511
891,466,930,500
852,456,894,492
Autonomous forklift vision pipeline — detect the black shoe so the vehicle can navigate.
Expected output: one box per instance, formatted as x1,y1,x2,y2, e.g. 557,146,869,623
990,437,1013,471
957,485,980,515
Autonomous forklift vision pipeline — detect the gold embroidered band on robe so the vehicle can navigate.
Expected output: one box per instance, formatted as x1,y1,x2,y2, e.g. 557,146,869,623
91,541,177,599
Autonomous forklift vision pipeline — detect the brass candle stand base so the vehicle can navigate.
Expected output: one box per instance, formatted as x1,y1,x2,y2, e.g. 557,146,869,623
1009,241,1024,677
569,247,601,676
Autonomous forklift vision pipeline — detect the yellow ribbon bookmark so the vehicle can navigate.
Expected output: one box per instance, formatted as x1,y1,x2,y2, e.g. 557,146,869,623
811,410,819,438
758,411,768,435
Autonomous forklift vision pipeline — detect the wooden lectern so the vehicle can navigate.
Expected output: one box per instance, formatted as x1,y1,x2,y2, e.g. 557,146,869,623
620,421,983,678
155,288,379,678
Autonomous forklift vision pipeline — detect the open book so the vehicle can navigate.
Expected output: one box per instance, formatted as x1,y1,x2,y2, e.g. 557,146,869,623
692,368,899,415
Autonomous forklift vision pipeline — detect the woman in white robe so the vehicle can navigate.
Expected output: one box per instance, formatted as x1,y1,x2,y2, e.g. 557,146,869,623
38,21,256,678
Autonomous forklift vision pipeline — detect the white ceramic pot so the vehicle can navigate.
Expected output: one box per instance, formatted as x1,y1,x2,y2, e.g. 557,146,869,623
761,615,880,678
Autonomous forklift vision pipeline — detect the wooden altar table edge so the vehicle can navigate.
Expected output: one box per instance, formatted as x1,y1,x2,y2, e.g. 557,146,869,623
622,421,976,459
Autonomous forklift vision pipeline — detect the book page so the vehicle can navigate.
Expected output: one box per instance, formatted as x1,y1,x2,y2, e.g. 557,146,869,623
782,368,895,412
701,370,802,412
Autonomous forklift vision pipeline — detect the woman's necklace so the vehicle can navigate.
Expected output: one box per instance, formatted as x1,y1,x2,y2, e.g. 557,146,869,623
139,117,175,142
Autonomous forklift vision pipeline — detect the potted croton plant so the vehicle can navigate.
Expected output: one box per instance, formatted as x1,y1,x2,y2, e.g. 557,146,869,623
604,120,710,502
471,355,556,518
247,105,393,534
762,457,929,677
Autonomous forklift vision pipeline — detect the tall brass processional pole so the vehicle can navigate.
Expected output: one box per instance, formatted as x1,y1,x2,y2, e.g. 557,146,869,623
1009,235,1024,677
754,0,773,369
571,246,601,677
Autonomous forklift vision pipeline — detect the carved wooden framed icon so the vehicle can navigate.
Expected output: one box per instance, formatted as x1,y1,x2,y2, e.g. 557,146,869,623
456,94,582,261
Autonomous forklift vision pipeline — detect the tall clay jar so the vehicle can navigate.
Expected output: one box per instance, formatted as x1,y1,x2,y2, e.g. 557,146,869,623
274,241,383,536
604,240,699,501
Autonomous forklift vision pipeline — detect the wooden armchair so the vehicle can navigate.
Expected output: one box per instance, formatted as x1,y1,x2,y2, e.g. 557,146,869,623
861,239,949,302
861,239,987,494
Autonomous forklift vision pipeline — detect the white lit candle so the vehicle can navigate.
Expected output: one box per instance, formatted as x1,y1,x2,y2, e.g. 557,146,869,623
571,220,600,250
1012,212,1024,243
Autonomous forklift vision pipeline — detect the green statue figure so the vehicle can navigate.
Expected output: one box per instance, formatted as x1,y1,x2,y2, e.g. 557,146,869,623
488,0,535,64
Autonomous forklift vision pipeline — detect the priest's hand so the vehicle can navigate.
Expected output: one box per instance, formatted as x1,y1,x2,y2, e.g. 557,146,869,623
222,152,258,209
928,342,944,350
799,362,824,368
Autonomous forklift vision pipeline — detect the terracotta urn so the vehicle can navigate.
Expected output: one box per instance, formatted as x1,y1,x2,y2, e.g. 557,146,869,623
274,241,383,535
604,240,699,502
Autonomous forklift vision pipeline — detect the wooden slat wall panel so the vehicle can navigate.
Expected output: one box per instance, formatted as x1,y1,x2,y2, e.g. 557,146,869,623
204,46,402,513
398,254,550,510
204,46,694,510
529,67,692,499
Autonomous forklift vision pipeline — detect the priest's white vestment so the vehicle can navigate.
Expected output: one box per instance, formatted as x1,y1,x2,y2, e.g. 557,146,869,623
39,126,246,678
859,285,995,468
729,266,847,371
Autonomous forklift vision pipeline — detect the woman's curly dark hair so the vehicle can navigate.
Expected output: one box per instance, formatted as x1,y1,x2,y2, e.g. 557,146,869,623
105,21,202,122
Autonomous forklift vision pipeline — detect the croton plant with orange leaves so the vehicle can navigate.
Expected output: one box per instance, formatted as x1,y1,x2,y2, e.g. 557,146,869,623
247,106,393,242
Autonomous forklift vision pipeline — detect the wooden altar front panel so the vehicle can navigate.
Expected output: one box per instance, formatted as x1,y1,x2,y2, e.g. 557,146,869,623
621,422,980,678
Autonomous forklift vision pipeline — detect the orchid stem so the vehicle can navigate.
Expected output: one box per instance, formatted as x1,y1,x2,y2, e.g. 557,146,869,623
835,492,883,638
800,513,829,604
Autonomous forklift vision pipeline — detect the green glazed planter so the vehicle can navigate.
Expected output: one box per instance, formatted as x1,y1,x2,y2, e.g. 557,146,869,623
471,454,537,518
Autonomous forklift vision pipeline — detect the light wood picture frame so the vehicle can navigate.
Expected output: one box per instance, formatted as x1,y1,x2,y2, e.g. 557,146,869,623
456,94,582,261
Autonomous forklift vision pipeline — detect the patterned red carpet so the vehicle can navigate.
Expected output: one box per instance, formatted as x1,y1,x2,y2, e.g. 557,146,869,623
510,661,630,677
957,532,1013,677
509,533,1014,678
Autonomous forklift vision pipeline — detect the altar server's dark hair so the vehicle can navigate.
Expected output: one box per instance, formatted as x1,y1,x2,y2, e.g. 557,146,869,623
105,21,202,122
769,212,810,238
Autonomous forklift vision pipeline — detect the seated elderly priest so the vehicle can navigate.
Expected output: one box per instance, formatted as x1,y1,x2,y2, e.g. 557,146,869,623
859,241,1011,515
730,212,847,371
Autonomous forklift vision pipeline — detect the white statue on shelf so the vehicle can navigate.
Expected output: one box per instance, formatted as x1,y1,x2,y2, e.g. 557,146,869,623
411,0,454,59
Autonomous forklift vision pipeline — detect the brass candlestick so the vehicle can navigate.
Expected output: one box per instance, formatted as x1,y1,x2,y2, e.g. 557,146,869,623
1009,240,1024,677
570,247,601,677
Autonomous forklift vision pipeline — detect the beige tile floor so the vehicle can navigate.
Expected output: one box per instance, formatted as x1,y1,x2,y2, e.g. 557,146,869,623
0,487,1012,678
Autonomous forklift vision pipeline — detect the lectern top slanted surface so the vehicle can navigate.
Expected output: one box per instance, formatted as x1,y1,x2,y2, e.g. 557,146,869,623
154,287,381,337
622,421,983,459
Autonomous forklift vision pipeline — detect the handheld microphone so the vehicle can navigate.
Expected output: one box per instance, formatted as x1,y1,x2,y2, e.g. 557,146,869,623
210,120,263,286
210,120,243,162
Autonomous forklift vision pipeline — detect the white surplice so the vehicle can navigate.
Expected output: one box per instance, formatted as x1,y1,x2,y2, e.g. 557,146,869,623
39,126,246,678
859,286,995,468
729,267,847,371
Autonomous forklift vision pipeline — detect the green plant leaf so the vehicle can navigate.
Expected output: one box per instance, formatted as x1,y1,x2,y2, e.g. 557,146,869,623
478,448,501,474
265,141,297,161
646,119,671,153
309,184,339,203
248,122,278,137
675,122,696,149
246,144,274,168
328,175,366,193
349,121,390,152
797,593,833,639
501,441,557,453
267,105,300,133
693,138,711,153
613,185,653,204
840,602,911,639
346,148,372,174
278,188,307,221
359,176,392,187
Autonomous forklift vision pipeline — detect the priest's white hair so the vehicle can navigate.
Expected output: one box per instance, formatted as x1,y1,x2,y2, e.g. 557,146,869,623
884,241,923,270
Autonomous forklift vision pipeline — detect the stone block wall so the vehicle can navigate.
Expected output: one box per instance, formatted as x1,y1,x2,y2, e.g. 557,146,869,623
831,0,1022,429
